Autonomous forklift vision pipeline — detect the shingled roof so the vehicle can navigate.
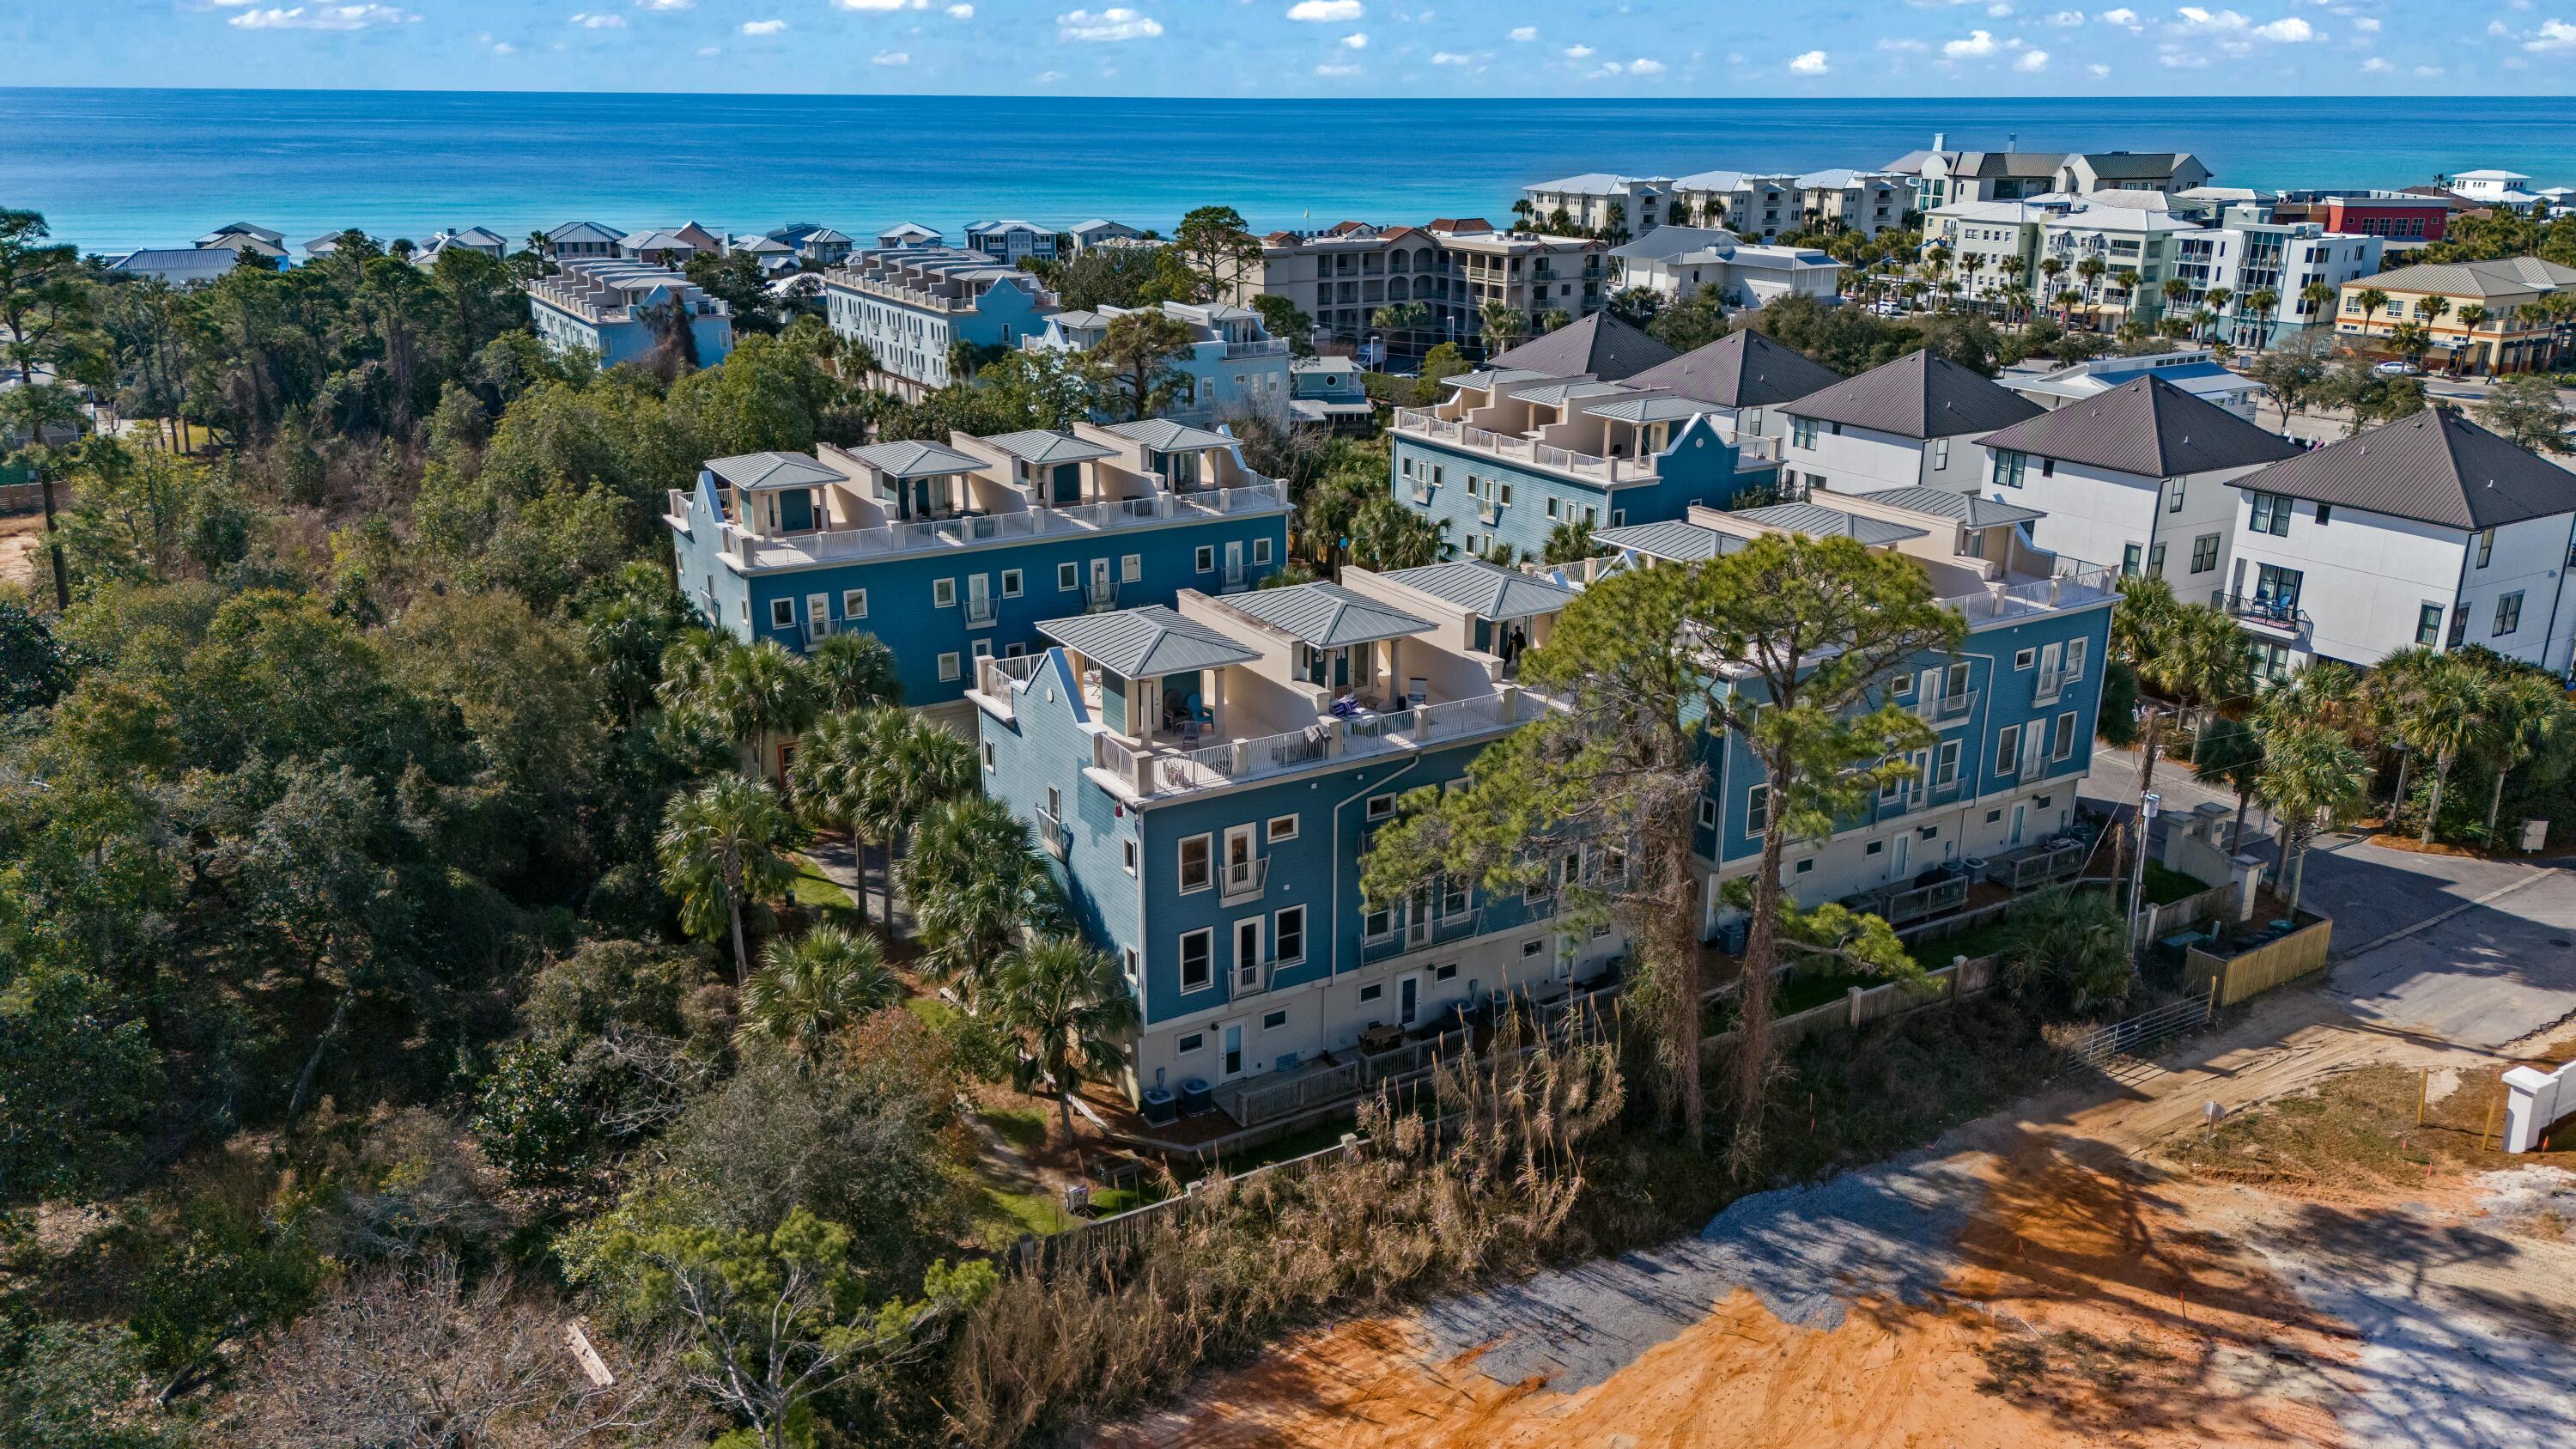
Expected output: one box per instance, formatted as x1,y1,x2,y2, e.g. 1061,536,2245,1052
1626,330,1845,410
1975,374,2299,479
1782,350,2044,440
2231,409,2576,533
1490,312,1680,382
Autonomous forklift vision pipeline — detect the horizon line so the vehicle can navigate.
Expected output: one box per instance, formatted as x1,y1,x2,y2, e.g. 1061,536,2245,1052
3,83,2543,104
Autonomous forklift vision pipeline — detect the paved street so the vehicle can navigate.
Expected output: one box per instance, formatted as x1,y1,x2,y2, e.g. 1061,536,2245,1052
2082,744,2576,1050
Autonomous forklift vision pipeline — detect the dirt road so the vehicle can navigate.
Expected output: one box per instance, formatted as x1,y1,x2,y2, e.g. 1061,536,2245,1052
1093,992,2573,1449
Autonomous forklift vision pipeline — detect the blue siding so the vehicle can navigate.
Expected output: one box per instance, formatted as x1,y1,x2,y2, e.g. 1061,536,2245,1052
1392,414,1776,560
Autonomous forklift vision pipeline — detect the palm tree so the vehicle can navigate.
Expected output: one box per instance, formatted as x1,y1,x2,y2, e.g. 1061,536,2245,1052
2255,720,2372,910
1346,495,1446,569
788,706,897,923
2480,672,2572,845
657,775,799,983
2399,653,2492,843
2241,287,2278,346
1996,888,2132,1016
1371,300,1430,359
992,935,1139,1168
2038,254,2066,307
808,630,901,713
662,636,820,779
902,795,1060,999
1477,298,1528,359
2298,280,2336,327
2455,304,2490,371
2415,292,2451,340
2354,285,2391,333
2160,276,2192,322
2193,715,2265,846
740,923,899,1062
2202,285,2233,338
2054,288,2084,325
2075,255,2110,326
1541,518,1598,565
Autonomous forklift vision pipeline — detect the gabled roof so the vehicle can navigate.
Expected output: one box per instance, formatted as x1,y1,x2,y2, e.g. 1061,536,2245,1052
878,222,942,240
2075,151,2194,180
1490,312,1679,383
546,221,627,242
1586,395,1714,425
982,429,1118,466
1734,502,1929,546
1977,374,2299,479
2363,257,2576,299
1379,559,1579,620
622,229,702,253
449,226,508,247
846,439,987,478
1041,606,1260,679
1595,519,1747,563
1627,330,1844,410
2232,409,2576,533
1098,418,1237,453
1443,367,1554,392
1221,582,1433,648
1855,487,2048,527
706,452,845,491
1782,350,2044,440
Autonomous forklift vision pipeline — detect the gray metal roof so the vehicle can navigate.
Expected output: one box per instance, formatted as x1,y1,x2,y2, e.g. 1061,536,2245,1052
1443,367,1554,391
1783,349,2044,440
1220,582,1434,648
1585,395,1712,425
1039,606,1260,679
1491,312,1680,383
983,429,1118,466
2233,409,2576,532
1378,559,1579,620
1515,380,1637,408
2360,257,2576,300
1098,418,1239,453
1856,487,2049,527
1977,374,2298,479
845,439,987,478
1734,502,1929,545
1626,330,1845,410
706,451,846,491
1596,520,1747,563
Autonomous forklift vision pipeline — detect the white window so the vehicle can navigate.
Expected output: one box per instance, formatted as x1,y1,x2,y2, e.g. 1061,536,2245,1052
769,598,796,630
842,588,868,618
937,652,961,682
1122,553,1142,582
933,578,957,608
1179,928,1214,991
1996,723,2021,775
980,740,996,772
1358,981,1383,1002
1274,904,1306,965
1001,569,1024,598
2014,648,2035,669
1177,1029,1205,1053
1365,792,1395,821
1261,1008,1288,1031
1122,947,1139,984
1195,545,1215,572
1267,813,1298,843
971,639,992,661
1058,561,1079,591
2052,710,2078,760
1254,537,1273,565
1178,833,1212,892
1123,838,1139,875
1746,783,1770,834
1698,797,1717,828
1932,437,1951,471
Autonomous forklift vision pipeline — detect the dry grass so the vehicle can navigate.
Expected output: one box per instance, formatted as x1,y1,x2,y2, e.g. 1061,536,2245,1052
2163,1062,2576,1195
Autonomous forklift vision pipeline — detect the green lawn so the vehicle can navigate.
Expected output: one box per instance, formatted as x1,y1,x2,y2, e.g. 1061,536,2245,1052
977,1105,1051,1155
788,857,853,910
2142,861,2207,907
972,1184,1073,1243
903,994,958,1029
1907,919,2019,973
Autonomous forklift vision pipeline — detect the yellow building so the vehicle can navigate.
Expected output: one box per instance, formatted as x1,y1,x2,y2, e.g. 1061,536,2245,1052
2336,258,2576,374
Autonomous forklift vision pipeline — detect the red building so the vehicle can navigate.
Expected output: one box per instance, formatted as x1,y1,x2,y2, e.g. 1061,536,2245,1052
2321,195,2452,244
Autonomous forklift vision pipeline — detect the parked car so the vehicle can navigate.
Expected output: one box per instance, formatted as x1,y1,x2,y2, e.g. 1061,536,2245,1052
2375,359,2422,376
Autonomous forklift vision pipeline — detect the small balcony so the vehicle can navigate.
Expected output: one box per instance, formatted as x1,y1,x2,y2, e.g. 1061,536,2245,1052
1035,805,1069,859
1084,577,1121,613
1219,855,1270,905
1910,688,1979,728
2213,590,2309,634
963,594,999,629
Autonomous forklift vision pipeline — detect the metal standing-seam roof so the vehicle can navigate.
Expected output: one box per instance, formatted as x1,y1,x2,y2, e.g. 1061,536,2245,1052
1379,559,1580,619
1491,313,1680,383
1039,606,1261,679
1219,582,1434,648
1734,502,1929,545
1585,395,1714,425
1627,330,1845,410
2229,409,2576,533
1782,349,2044,440
982,429,1119,466
846,439,988,478
1442,367,1555,392
1098,418,1239,453
1596,520,1748,563
1976,374,2299,479
705,452,848,491
1856,487,2049,527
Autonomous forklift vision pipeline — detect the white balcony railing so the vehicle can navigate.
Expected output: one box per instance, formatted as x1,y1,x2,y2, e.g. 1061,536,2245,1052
1035,806,1068,859
1065,689,1550,800
1392,410,1662,484
963,594,998,628
710,480,1290,569
1911,688,1979,727
1224,338,1291,359
1219,855,1270,903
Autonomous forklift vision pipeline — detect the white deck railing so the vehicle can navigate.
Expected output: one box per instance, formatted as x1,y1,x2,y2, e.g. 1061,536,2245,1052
1394,410,1662,484
710,481,1290,569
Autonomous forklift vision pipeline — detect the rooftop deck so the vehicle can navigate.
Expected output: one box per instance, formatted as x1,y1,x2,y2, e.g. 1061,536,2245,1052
670,479,1290,571
1393,406,1777,483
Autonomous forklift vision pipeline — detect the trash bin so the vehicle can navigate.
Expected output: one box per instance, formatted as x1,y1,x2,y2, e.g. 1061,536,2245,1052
1140,1087,1178,1126
1178,1078,1214,1116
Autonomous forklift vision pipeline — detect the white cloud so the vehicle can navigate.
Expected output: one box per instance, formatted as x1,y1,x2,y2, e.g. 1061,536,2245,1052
695,43,720,54
2251,16,2313,41
2015,46,2049,69
1590,59,1626,74
1563,43,1594,58
2160,48,2210,65
2359,55,2390,70
835,0,916,9
1789,48,1829,73
1057,7,1161,40
1313,61,1363,75
1943,28,1999,56
2528,19,2576,50
1629,56,1666,73
569,10,624,26
490,40,515,52
740,17,787,33
2045,8,2084,24
1033,68,1063,81
947,3,975,15
1508,24,1535,40
2097,6,2138,24
1430,50,1475,63
1341,31,1368,48
1988,1,2013,13
872,49,909,63
1285,0,1364,21
226,1,416,22
2353,16,2379,33
2175,6,2246,28
2414,63,2443,74
2087,60,2110,74
1878,36,1929,51
633,0,694,10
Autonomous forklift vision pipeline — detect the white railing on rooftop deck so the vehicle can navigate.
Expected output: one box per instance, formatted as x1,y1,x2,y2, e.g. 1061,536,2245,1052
709,481,1290,569
1394,410,1660,484
1224,338,1291,358
1939,559,2117,624
1084,690,1548,799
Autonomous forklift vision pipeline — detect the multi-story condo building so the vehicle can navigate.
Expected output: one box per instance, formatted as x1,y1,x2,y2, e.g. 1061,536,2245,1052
762,224,855,270
1948,195,2199,326
1437,224,1610,330
662,421,1292,732
1970,374,2299,588
963,220,1059,266
1789,168,1911,238
1021,301,1291,425
2336,259,2576,375
1670,170,1797,240
1607,228,1844,308
2173,218,2382,350
1236,222,1458,350
1065,219,1146,253
2293,192,2453,247
1777,349,2044,499
2002,348,2263,423
2215,410,2576,679
542,222,626,264
969,566,1595,1105
1889,142,2211,211
526,259,736,368
2446,170,2553,212
822,247,1060,399
1520,174,1680,235
1581,491,2117,938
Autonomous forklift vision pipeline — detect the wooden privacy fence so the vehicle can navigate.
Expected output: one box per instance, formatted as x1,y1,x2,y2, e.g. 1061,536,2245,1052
2187,916,2332,1008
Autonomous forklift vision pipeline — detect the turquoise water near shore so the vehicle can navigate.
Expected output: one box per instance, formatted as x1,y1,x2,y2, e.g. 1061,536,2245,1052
5,88,2572,257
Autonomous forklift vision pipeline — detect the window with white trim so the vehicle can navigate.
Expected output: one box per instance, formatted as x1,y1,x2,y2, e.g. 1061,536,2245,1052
980,740,996,772
1121,947,1139,984
1365,793,1395,821
769,598,796,629
1194,545,1215,572
933,578,957,607
1122,839,1139,875
1058,561,1078,591
842,588,868,618
1177,1029,1205,1053
1274,904,1306,966
1267,813,1298,843
1254,537,1273,565
1122,553,1142,582
1262,1008,1288,1031
937,652,961,681
2014,648,2035,669
1995,723,2021,775
1178,834,1212,892
2052,710,2077,760
1001,569,1023,598
1178,928,1213,992
1358,982,1382,1002
1746,783,1770,834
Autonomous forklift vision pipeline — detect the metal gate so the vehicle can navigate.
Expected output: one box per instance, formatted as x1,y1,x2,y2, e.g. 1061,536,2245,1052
2057,984,2217,1074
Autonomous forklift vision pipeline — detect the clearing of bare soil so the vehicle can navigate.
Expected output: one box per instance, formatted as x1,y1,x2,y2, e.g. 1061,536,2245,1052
1090,998,2576,1449
1,510,43,590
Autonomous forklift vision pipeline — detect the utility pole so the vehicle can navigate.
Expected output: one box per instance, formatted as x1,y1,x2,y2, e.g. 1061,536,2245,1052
2128,791,2160,959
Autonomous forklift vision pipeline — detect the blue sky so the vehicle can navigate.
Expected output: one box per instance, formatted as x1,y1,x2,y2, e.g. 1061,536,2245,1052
15,2,2574,95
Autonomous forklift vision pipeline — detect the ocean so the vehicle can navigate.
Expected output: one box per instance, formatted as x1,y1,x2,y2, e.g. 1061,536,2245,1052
6,88,2573,258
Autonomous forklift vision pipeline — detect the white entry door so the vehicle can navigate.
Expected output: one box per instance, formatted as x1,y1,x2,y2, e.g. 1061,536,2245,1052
1890,831,1911,883
2010,804,2027,846
1218,1020,1249,1081
804,592,830,639
1224,539,1245,588
1397,973,1420,1027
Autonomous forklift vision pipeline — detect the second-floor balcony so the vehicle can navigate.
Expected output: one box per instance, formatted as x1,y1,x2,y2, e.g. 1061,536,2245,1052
2213,590,2310,634
673,479,1291,570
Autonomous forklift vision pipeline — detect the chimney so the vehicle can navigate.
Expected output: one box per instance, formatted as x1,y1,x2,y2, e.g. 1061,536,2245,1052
1934,132,1947,152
